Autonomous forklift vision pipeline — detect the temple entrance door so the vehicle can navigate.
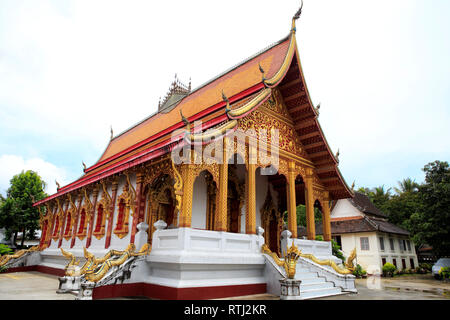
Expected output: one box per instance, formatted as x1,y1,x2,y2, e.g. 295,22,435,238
229,199,240,233
159,189,175,227
269,216,279,254
227,181,241,233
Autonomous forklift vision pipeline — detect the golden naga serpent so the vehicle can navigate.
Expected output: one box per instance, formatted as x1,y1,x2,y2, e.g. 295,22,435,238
84,243,151,283
61,244,150,277
0,246,39,267
262,244,356,276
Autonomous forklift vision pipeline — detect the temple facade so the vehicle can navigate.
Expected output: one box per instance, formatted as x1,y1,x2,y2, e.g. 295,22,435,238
23,9,356,300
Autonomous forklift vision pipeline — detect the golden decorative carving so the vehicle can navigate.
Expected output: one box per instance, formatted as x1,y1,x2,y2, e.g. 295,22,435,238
0,246,39,267
60,248,80,276
227,88,272,119
172,160,183,215
84,243,151,283
261,243,300,279
345,248,357,272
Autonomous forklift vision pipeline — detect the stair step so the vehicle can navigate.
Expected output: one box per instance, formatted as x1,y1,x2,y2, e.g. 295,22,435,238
299,287,342,300
301,281,334,291
294,272,320,280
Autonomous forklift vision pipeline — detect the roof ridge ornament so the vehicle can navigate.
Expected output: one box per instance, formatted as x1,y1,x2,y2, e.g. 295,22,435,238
292,0,304,33
110,126,114,140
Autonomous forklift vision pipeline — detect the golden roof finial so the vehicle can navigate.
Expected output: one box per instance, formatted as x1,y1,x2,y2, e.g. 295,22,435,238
351,180,355,190
55,180,61,190
291,0,304,33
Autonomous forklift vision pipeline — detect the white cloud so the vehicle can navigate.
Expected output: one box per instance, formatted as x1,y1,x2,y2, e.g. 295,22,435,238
0,155,69,196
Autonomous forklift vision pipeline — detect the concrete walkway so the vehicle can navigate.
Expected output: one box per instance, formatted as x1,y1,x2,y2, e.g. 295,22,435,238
0,271,75,300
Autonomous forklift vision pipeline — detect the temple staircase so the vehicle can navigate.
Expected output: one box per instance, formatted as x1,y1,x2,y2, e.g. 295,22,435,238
263,252,345,299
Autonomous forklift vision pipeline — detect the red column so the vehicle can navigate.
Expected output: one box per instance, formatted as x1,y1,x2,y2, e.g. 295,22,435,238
130,173,144,244
86,187,99,249
105,179,119,249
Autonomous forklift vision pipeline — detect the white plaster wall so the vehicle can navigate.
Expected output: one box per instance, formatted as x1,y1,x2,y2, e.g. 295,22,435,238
191,171,207,229
331,199,363,219
339,232,419,272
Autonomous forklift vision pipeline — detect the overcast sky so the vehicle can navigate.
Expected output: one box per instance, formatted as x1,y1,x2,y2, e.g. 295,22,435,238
0,0,449,196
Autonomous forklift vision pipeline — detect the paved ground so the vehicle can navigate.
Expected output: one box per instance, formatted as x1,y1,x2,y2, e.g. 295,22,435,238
0,271,448,300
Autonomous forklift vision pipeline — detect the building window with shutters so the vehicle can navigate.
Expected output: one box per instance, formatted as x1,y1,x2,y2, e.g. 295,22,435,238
360,237,370,251
379,237,385,251
407,240,411,251
389,238,395,251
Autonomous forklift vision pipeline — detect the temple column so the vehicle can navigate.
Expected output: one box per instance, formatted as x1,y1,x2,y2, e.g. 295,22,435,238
215,137,228,232
322,192,332,242
287,161,298,238
131,172,145,244
179,164,194,228
105,179,119,249
86,187,99,248
147,196,158,243
304,168,316,240
246,146,256,234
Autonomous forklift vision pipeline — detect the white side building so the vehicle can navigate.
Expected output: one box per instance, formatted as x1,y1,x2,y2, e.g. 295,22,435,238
323,192,418,274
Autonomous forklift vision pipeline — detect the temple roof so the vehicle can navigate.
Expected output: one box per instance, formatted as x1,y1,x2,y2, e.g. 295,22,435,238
34,14,354,206
95,36,291,165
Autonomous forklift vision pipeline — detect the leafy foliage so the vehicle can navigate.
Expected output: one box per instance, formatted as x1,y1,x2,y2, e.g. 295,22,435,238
382,262,396,276
0,244,13,256
357,160,450,257
353,264,367,278
0,170,48,247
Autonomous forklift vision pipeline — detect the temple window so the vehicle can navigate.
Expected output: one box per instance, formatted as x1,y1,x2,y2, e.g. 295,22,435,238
63,212,72,238
76,208,87,239
92,204,106,239
52,216,60,238
116,199,126,231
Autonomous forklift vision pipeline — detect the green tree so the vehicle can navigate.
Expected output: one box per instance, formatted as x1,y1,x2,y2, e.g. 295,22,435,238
0,170,47,248
394,178,419,195
408,161,450,255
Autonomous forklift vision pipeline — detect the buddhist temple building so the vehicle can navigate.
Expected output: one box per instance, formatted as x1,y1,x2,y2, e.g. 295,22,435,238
18,6,357,300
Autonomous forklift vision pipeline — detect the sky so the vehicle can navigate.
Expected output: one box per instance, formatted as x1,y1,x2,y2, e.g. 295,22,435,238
0,0,449,196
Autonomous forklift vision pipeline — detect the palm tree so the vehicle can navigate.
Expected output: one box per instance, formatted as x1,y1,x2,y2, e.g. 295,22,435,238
394,178,419,195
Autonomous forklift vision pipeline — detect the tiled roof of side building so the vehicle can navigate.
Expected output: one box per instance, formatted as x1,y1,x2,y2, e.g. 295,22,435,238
349,192,387,218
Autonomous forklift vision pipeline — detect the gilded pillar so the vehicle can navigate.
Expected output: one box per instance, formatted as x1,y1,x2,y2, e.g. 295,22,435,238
304,168,315,240
246,146,256,234
216,137,228,232
287,161,298,238
86,187,99,248
179,164,194,228
130,172,145,244
105,179,119,249
322,192,332,242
